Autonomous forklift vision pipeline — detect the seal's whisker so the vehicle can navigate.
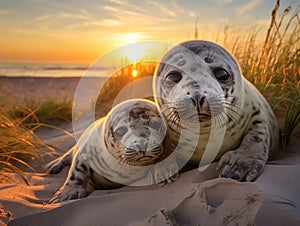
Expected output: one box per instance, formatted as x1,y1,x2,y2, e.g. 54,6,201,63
168,114,178,130
223,103,243,123
167,112,180,131
161,106,177,115
212,112,226,127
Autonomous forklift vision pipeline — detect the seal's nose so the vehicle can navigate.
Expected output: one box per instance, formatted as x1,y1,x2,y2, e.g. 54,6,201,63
200,95,207,107
133,139,148,151
187,92,207,108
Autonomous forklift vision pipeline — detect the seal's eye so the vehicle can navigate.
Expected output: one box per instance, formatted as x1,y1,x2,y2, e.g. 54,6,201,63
149,118,163,132
165,71,182,85
114,126,128,138
213,68,230,82
141,114,150,120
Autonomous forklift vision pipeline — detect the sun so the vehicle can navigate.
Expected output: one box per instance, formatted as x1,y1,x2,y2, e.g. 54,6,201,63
124,43,146,63
120,33,148,63
132,69,138,77
123,33,145,43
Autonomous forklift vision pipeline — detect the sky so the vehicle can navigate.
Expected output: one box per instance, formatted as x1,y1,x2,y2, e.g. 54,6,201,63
0,0,297,64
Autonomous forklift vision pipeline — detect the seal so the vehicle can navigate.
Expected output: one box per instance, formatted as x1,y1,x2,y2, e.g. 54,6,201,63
153,40,279,181
47,99,172,203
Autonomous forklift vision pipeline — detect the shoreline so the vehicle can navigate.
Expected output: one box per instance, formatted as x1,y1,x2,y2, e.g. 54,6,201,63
0,76,107,102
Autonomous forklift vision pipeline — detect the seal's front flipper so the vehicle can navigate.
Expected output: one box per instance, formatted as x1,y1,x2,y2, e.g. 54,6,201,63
149,157,179,186
49,156,92,203
217,119,270,181
47,147,75,174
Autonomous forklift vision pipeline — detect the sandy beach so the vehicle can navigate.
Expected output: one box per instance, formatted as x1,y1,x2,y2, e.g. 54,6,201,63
0,76,109,102
0,76,299,225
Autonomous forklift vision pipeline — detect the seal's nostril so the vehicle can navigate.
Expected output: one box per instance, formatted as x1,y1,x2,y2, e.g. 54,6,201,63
199,96,206,107
187,92,190,95
190,97,197,107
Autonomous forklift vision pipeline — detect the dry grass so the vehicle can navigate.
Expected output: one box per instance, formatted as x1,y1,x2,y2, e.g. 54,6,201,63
232,0,299,148
95,61,157,117
9,97,72,127
194,0,299,148
0,97,72,184
0,109,53,184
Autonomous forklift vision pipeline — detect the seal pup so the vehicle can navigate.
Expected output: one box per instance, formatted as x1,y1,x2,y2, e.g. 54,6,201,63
48,99,172,202
153,40,279,181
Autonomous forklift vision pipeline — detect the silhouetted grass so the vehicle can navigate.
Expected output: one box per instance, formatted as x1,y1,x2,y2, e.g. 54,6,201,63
9,97,72,127
232,0,299,148
194,0,299,148
95,61,157,117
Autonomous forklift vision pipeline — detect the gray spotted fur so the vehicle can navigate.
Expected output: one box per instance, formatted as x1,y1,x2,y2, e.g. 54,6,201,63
154,40,279,182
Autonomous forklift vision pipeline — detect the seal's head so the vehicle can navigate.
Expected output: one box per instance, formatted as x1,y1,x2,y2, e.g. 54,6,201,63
154,40,243,127
103,99,166,166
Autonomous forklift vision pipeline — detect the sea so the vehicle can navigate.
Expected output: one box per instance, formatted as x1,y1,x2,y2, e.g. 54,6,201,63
0,61,112,78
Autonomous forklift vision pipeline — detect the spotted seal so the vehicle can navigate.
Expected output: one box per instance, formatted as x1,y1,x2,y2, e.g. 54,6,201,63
47,99,172,202
153,40,279,181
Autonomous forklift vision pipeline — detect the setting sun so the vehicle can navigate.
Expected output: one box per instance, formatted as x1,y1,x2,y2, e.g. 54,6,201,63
124,42,146,63
132,69,138,77
122,33,146,44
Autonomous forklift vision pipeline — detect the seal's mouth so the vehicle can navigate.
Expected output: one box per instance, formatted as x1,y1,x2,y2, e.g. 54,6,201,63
136,156,154,161
198,113,211,117
186,111,211,122
123,148,162,160
198,113,211,121
121,148,162,166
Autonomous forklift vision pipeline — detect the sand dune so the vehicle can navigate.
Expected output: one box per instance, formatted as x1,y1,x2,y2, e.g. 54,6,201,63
2,158,300,226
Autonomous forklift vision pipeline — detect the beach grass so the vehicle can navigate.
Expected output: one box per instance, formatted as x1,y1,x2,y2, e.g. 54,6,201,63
0,97,71,184
0,109,54,184
9,97,73,127
96,61,157,117
229,0,299,148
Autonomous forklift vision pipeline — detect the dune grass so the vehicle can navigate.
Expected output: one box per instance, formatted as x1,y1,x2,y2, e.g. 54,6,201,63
0,109,51,184
96,61,157,117
0,97,72,184
227,0,300,148
9,97,73,127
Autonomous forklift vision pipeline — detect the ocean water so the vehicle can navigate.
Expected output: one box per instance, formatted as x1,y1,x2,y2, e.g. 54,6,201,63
0,62,110,77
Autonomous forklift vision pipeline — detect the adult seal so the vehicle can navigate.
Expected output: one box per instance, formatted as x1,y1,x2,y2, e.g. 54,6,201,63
153,40,279,181
48,99,171,203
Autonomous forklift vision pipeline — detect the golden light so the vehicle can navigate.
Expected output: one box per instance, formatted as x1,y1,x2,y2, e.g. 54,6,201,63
123,33,145,44
120,33,148,63
124,43,146,63
132,69,138,77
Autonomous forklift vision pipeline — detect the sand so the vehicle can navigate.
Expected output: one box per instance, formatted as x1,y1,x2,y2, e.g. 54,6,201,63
0,76,299,226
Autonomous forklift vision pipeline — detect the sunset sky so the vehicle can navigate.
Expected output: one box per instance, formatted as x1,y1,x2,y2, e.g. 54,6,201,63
0,0,297,63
